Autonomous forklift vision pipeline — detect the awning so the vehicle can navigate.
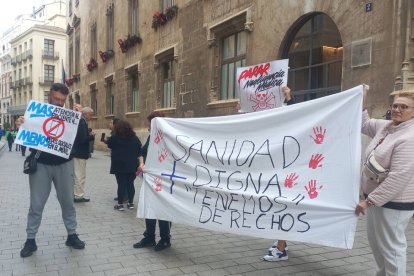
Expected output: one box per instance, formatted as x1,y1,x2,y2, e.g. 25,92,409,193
7,105,27,116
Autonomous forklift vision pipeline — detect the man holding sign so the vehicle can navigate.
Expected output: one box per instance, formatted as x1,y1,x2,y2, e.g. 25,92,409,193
19,83,85,258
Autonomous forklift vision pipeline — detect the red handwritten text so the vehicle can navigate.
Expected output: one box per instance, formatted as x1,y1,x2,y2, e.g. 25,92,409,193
238,63,271,83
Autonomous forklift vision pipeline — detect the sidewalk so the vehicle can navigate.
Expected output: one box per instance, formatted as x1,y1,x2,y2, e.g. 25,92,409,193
0,149,413,276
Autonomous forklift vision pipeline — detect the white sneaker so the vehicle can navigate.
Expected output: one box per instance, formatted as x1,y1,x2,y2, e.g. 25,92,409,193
268,241,288,251
263,247,288,262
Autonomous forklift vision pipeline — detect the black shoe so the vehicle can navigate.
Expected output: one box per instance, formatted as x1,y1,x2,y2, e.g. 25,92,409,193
114,204,125,211
20,239,37,258
133,237,156,248
74,197,90,203
65,234,85,249
127,203,134,209
154,239,171,251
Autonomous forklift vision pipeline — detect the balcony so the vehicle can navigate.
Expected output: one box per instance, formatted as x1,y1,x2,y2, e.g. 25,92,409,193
14,80,20,88
19,79,24,86
9,81,15,89
16,54,22,63
25,77,33,85
21,52,27,61
26,49,33,59
42,50,59,60
11,57,17,65
39,76,54,86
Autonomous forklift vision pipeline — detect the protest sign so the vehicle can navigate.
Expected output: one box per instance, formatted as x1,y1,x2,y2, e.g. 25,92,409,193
14,100,81,158
138,86,363,249
238,59,289,113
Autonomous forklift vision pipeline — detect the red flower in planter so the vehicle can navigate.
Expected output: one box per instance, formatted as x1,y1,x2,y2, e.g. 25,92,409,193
65,78,74,86
86,58,98,72
99,50,114,62
118,39,128,53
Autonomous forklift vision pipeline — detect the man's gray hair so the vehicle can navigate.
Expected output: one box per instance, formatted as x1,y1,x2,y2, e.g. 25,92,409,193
82,107,94,114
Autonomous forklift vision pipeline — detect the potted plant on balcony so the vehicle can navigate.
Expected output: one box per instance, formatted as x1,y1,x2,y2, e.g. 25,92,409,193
65,78,74,87
151,6,178,30
86,58,98,72
72,73,80,82
99,50,115,63
118,34,143,53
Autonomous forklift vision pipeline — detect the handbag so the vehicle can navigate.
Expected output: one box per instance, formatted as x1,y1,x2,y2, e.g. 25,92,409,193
363,152,389,184
23,151,41,174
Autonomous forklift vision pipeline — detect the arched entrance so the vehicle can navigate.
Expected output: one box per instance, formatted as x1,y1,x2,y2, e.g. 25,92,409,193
280,13,343,102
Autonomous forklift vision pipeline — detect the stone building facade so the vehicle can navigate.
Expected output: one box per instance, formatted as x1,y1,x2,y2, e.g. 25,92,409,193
67,0,414,147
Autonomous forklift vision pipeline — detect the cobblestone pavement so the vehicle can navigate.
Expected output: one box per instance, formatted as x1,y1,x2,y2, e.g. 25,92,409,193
0,142,413,276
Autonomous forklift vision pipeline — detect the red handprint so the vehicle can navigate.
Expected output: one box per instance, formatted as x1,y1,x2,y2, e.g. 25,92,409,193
309,153,324,169
158,148,169,162
154,177,162,192
305,180,322,199
153,129,164,144
310,126,326,144
284,173,299,188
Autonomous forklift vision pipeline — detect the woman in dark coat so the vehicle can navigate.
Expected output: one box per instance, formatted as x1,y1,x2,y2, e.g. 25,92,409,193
107,119,142,211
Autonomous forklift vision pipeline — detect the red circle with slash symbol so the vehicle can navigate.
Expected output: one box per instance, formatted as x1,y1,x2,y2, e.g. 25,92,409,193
42,117,65,139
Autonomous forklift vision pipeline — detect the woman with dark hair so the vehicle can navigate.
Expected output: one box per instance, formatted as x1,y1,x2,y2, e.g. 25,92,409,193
107,119,142,211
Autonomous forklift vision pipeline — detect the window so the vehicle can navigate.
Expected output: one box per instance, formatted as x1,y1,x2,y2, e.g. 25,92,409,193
44,91,49,103
282,13,343,102
106,79,114,114
161,59,175,108
127,69,139,112
129,0,139,35
44,65,54,82
74,92,80,104
220,31,246,100
68,96,74,109
69,0,72,16
75,34,80,73
69,36,73,75
106,4,114,50
90,23,97,60
162,0,175,10
90,85,97,115
44,39,54,57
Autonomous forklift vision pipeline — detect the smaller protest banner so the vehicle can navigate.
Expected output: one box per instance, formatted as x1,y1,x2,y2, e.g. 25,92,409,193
14,100,81,158
238,59,289,113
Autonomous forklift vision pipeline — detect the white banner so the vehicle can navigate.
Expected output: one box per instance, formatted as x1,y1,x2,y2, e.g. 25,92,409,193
15,100,81,158
138,86,363,249
238,59,288,113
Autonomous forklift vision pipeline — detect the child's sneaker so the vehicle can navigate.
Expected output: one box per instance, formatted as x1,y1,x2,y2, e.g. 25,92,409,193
268,241,288,251
263,247,288,262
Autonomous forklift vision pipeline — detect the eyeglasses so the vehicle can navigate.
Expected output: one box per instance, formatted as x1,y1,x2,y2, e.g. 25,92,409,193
390,104,414,110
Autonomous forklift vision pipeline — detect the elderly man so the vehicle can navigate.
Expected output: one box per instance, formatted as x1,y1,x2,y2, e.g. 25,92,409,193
20,83,85,258
73,107,95,202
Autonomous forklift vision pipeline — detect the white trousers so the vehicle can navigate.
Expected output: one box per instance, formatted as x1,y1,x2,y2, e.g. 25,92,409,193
366,206,414,276
73,158,87,199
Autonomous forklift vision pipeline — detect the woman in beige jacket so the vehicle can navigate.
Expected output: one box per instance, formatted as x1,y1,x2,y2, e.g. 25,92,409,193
355,89,414,276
